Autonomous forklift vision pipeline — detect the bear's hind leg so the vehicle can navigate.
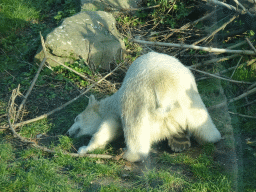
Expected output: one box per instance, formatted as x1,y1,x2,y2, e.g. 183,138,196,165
178,86,221,143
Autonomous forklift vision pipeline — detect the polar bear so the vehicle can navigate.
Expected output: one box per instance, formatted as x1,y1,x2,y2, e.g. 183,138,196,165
67,52,221,162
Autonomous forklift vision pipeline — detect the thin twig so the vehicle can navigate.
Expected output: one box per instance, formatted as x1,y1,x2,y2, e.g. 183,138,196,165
203,14,238,43
15,33,47,122
229,87,256,103
175,14,237,56
230,56,243,78
48,57,96,83
232,0,253,16
207,0,250,15
191,54,239,68
245,37,256,54
237,99,256,108
0,113,7,119
248,82,256,90
131,39,256,55
209,86,256,109
219,66,236,74
229,111,256,118
106,3,161,12
189,67,252,84
164,10,218,40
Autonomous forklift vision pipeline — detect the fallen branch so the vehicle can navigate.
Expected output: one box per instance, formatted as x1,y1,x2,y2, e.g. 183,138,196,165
245,37,256,54
230,56,243,78
202,14,238,43
48,56,96,84
16,33,47,121
191,54,239,68
229,87,256,103
229,111,256,119
131,39,256,55
233,0,253,15
207,0,252,16
237,99,256,108
248,82,256,90
210,86,256,109
189,67,252,84
164,9,219,40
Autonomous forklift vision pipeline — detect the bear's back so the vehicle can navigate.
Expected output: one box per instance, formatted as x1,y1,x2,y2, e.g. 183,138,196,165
121,52,193,88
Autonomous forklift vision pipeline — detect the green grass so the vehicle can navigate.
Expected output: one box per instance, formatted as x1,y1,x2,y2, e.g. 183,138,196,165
0,137,232,191
0,0,40,34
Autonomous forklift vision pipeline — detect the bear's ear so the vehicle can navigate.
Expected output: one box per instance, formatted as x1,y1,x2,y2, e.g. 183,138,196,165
88,95,97,105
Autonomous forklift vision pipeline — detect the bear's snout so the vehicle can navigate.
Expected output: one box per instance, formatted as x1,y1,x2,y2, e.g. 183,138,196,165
66,127,81,138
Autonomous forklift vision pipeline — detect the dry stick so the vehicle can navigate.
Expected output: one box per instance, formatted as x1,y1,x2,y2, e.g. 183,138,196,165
203,14,238,43
191,54,239,68
245,37,256,54
237,99,256,108
207,0,249,15
248,82,256,90
229,111,256,119
0,114,7,119
164,10,218,40
107,3,161,12
232,0,253,16
219,66,236,74
48,57,96,83
230,55,243,78
7,90,114,159
131,39,256,55
153,3,175,30
108,0,179,12
12,62,123,128
196,65,237,81
176,14,237,57
228,36,255,49
209,87,256,110
189,67,252,84
229,87,256,103
15,33,47,121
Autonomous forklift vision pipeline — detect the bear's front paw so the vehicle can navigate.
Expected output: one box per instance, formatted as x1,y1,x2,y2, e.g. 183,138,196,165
78,146,89,154
123,150,147,162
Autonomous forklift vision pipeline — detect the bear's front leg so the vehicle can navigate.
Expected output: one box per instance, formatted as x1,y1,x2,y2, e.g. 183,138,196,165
78,117,122,155
122,111,152,162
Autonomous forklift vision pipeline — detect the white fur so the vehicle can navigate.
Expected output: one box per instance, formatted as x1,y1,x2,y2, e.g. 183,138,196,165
67,52,221,162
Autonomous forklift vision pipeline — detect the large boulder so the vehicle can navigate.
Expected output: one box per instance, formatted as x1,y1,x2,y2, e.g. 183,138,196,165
35,11,125,70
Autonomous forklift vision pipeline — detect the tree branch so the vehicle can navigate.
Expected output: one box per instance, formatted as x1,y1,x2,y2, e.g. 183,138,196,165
131,39,256,55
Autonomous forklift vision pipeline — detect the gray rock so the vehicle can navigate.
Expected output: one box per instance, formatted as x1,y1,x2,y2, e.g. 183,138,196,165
35,11,125,70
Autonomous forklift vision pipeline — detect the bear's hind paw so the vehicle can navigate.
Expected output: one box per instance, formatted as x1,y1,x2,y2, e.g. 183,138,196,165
168,135,191,152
